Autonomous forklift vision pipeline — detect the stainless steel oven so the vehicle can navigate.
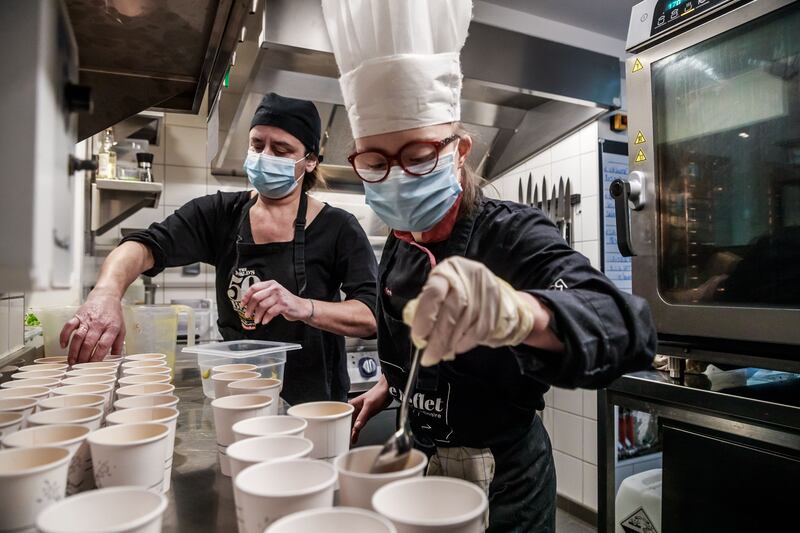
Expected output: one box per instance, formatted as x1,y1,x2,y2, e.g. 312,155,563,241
615,0,800,365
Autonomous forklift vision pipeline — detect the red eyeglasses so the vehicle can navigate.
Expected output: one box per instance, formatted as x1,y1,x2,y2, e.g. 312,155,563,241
347,134,459,183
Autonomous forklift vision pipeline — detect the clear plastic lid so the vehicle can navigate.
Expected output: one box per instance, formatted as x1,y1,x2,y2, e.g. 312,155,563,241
183,340,301,357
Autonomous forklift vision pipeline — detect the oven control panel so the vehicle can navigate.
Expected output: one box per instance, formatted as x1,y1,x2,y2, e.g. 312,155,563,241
627,0,744,50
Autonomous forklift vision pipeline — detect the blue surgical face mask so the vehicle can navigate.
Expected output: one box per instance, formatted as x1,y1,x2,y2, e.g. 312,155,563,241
244,151,307,199
362,151,462,232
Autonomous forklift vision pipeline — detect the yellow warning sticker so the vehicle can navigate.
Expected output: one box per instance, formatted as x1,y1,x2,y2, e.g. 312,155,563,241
632,58,644,73
634,148,647,163
634,131,646,144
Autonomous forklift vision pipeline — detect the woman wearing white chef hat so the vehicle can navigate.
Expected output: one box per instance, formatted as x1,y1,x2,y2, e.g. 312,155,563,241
323,0,656,530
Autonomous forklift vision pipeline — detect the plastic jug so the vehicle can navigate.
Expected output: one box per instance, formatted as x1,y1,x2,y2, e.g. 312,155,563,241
123,305,195,372
36,306,79,356
615,468,662,533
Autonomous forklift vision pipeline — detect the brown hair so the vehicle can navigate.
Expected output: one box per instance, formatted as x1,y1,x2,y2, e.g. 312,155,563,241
302,156,326,192
455,123,485,217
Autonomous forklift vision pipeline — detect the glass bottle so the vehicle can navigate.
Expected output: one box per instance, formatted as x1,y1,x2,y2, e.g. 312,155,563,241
97,128,117,179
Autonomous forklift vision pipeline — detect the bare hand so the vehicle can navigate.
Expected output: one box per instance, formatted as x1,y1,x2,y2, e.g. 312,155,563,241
59,288,125,365
240,280,312,325
350,375,391,444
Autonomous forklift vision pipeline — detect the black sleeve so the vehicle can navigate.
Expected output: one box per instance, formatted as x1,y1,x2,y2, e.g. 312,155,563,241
121,192,236,277
334,212,379,322
476,202,656,389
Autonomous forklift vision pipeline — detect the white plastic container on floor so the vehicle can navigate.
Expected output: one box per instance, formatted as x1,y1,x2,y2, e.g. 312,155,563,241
615,468,662,533
184,340,300,399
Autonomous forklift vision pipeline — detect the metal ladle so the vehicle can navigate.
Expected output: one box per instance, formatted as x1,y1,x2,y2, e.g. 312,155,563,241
370,345,423,473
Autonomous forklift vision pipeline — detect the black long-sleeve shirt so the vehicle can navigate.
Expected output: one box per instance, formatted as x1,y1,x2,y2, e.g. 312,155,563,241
379,197,656,447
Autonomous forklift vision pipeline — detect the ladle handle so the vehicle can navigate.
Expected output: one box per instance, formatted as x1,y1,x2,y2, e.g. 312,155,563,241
398,347,423,428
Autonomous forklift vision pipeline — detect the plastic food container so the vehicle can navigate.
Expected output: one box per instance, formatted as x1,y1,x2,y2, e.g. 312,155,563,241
183,340,301,399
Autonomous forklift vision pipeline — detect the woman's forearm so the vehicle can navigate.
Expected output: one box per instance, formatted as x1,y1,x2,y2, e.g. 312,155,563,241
304,299,376,338
93,241,155,298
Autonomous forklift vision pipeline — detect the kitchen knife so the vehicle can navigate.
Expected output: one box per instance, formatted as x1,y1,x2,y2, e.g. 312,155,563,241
557,177,565,239
526,173,533,206
533,183,539,209
550,184,557,221
564,178,572,246
541,177,548,216
518,178,523,204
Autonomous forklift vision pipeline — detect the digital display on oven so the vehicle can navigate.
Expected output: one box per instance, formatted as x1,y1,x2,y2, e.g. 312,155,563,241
651,0,730,35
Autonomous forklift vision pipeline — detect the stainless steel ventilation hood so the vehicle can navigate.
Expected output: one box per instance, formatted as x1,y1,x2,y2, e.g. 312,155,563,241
213,0,621,191
65,0,250,141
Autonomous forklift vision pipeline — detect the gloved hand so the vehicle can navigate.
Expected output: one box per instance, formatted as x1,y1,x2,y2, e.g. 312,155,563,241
403,256,535,367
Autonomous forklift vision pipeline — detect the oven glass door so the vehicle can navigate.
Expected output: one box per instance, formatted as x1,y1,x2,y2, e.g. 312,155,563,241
652,2,800,308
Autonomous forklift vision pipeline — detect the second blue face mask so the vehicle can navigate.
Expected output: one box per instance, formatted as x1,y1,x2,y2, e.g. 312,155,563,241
363,152,463,232
244,151,306,199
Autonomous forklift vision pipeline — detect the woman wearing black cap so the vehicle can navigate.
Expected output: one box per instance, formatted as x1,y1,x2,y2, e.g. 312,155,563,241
60,93,378,405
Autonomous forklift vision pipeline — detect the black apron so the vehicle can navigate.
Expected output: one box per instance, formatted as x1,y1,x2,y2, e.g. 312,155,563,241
219,193,344,405
377,203,556,532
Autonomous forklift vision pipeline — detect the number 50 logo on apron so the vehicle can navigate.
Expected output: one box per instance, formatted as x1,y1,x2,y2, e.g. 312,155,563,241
227,267,261,330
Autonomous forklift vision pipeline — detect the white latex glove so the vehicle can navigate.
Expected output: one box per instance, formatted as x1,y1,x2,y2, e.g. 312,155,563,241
402,256,535,367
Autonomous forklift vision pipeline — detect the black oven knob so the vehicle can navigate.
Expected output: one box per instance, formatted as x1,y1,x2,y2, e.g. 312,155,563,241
358,357,378,378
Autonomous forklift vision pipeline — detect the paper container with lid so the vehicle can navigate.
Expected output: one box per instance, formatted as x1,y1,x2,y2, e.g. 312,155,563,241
184,340,300,399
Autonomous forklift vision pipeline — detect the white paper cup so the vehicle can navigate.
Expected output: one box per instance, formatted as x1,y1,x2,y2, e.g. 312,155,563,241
233,415,307,442
229,378,282,414
38,394,105,413
287,402,354,461
228,435,314,479
0,397,38,420
212,371,261,399
34,357,69,365
371,477,489,533
0,385,52,401
106,407,179,492
0,447,71,530
28,406,104,431
87,422,169,493
54,384,114,415
72,361,120,370
36,486,168,533
122,366,172,379
266,507,397,533
11,369,65,380
121,360,167,371
62,375,116,387
119,374,171,387
114,394,179,411
103,355,124,364
211,363,257,376
2,424,94,494
235,459,337,533
66,367,117,378
116,383,176,401
2,377,61,390
335,446,428,509
20,363,68,373
0,411,24,438
124,353,167,363
0,365,19,374
211,394,272,476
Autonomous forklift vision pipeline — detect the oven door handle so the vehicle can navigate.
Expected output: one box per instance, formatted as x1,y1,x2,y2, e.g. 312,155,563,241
610,171,645,257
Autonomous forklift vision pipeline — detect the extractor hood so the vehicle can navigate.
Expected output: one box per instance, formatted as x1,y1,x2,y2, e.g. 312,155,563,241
65,0,251,140
212,0,621,191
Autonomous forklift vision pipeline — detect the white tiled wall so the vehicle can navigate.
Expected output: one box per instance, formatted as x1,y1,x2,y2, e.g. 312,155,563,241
482,122,602,510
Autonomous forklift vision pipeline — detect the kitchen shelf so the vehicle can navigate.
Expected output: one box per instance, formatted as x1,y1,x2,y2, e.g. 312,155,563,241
91,179,162,236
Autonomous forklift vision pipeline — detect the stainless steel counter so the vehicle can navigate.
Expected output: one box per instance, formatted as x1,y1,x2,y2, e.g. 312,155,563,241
161,351,239,533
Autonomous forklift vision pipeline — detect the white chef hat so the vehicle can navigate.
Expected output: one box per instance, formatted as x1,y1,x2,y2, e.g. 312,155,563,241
322,0,472,139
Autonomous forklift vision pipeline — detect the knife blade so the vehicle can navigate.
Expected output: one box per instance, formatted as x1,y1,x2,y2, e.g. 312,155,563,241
526,173,533,206
518,178,523,204
541,177,547,215
564,178,572,245
533,182,539,209
557,177,565,239
550,185,557,221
